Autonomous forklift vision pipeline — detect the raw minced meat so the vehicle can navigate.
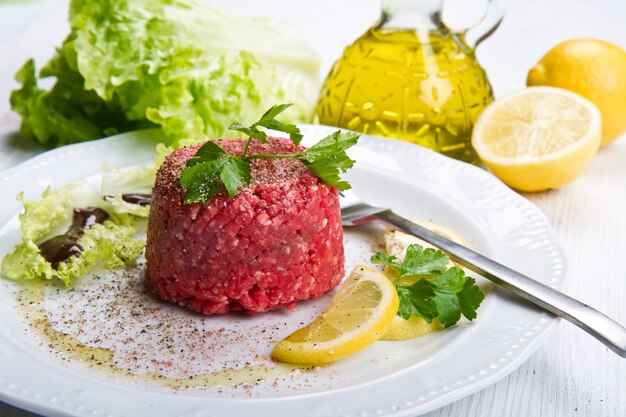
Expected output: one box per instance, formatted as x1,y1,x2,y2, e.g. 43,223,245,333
145,138,344,314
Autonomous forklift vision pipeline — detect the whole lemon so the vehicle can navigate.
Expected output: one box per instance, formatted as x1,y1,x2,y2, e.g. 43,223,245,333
527,39,626,146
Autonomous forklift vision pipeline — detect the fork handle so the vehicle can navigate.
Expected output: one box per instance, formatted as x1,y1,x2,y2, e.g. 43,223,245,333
376,210,626,357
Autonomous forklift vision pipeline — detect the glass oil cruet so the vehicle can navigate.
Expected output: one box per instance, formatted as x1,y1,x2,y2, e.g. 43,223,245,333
316,0,505,164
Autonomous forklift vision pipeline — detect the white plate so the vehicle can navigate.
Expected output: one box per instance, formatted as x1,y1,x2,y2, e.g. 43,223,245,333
0,125,565,417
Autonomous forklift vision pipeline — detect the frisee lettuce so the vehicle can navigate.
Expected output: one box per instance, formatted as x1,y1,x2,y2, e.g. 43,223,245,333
11,0,320,147
2,218,144,286
17,182,105,242
1,181,145,286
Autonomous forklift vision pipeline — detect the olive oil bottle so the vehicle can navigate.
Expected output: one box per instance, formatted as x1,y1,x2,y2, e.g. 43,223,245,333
316,0,504,164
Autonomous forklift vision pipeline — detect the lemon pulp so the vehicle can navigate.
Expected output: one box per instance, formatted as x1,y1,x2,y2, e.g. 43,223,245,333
472,86,601,192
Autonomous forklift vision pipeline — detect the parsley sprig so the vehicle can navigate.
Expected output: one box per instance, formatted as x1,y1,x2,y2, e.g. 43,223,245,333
371,244,485,327
180,104,360,204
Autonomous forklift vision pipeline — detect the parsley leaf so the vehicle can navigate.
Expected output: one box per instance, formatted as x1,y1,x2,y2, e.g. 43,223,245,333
180,160,223,204
180,104,359,203
372,243,485,328
299,130,359,191
400,244,450,277
396,279,436,321
229,103,302,146
185,140,228,166
219,156,251,198
429,267,485,327
370,252,401,272
457,275,485,321
429,267,467,327
229,123,267,142
180,141,251,202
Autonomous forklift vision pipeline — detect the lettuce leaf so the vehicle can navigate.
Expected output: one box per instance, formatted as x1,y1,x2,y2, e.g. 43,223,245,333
18,182,104,242
10,56,150,148
101,164,155,217
2,218,144,286
2,182,145,286
12,0,320,147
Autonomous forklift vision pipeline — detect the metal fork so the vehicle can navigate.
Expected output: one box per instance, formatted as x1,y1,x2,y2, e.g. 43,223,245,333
340,189,626,357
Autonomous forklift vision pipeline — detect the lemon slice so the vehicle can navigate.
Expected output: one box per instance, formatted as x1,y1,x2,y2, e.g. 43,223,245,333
472,86,602,192
382,222,465,341
272,266,399,365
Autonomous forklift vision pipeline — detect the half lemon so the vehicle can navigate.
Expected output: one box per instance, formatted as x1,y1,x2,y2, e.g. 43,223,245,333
472,86,602,192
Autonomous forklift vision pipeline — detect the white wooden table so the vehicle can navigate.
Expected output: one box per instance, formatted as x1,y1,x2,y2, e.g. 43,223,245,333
0,0,624,416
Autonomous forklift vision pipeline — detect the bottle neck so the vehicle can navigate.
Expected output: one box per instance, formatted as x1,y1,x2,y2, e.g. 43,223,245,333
378,0,445,31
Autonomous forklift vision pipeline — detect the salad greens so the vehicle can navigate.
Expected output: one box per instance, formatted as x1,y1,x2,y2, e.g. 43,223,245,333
1,183,144,286
11,0,320,147
371,244,485,327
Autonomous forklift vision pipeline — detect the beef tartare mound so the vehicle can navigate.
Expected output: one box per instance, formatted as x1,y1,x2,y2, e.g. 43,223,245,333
146,138,344,314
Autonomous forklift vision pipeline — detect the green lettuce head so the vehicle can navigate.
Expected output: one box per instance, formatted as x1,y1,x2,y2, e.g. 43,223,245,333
11,0,321,147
